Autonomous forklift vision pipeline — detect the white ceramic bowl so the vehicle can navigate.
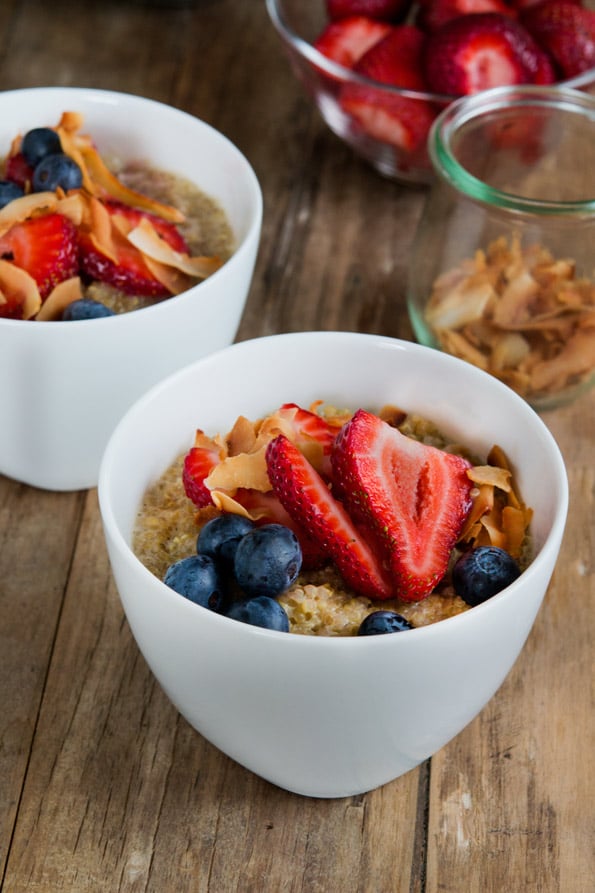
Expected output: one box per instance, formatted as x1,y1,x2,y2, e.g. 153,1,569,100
98,332,568,798
0,87,262,490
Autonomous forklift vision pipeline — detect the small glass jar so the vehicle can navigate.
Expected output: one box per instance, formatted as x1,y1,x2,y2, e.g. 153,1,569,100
407,85,595,411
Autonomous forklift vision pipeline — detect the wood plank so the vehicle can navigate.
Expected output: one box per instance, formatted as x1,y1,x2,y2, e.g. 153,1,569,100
426,394,595,892
0,478,85,881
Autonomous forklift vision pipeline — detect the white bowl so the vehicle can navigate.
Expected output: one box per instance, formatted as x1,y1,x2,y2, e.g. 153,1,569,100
98,332,568,798
0,86,262,490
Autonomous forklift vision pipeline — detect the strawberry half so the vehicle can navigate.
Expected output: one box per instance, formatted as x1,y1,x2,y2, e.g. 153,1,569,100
340,26,437,152
0,212,78,300
423,12,556,95
331,409,473,601
183,440,222,507
266,433,393,600
314,15,392,68
276,402,339,477
78,200,189,297
521,0,595,78
326,0,412,21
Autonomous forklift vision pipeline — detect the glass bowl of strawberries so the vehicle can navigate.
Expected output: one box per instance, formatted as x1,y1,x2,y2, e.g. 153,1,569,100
0,87,262,491
266,0,595,184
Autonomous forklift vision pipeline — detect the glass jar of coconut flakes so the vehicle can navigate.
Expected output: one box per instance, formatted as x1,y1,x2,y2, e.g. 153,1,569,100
407,84,595,411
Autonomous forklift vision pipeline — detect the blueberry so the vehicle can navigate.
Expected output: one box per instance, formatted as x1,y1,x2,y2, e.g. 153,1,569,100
62,298,115,320
197,513,255,565
452,546,521,607
21,127,62,167
357,611,413,636
32,153,83,192
227,596,290,632
233,523,302,599
163,554,227,612
0,179,24,209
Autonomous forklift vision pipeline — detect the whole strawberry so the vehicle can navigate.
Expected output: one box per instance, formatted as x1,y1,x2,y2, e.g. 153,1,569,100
423,12,556,95
521,0,595,78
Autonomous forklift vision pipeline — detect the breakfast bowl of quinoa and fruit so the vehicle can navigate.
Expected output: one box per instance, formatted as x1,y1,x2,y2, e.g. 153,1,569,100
0,87,262,490
98,331,567,798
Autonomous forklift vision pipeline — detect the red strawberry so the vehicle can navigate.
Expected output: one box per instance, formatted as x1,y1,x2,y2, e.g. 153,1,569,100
314,15,392,68
183,439,222,507
266,434,393,600
521,1,595,78
326,0,412,21
78,200,189,297
416,0,516,33
4,152,34,189
423,12,556,95
340,26,436,152
0,213,78,300
331,409,473,601
275,402,339,477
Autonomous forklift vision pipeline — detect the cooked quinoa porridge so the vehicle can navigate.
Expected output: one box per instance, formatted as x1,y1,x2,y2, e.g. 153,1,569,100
132,404,533,637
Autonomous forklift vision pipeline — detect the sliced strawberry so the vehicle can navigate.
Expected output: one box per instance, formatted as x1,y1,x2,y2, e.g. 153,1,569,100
4,152,34,189
314,15,392,68
521,1,595,78
331,409,473,601
416,0,516,33
266,434,393,600
78,200,189,297
183,441,222,507
326,0,412,21
339,25,437,152
275,402,339,477
0,213,78,300
352,24,429,89
423,12,556,96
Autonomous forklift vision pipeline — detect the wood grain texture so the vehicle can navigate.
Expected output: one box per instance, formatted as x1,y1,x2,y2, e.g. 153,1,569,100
0,1,593,890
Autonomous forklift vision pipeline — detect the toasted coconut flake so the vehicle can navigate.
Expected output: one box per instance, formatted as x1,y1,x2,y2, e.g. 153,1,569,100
426,234,595,398
0,260,41,319
227,415,260,456
0,192,58,233
206,446,270,493
79,143,185,223
35,277,83,321
127,217,223,279
467,464,512,491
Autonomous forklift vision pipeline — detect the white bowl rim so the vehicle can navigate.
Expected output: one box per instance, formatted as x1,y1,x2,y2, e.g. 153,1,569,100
0,85,263,328
99,330,569,647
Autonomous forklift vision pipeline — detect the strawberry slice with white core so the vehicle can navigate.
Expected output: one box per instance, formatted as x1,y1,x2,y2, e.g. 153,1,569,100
332,409,473,601
314,15,392,68
266,434,393,600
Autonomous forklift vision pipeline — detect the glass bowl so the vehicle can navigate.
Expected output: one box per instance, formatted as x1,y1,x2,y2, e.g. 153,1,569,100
407,85,595,411
265,0,595,185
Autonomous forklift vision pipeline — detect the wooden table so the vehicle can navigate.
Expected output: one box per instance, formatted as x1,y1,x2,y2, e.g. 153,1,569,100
1,2,593,890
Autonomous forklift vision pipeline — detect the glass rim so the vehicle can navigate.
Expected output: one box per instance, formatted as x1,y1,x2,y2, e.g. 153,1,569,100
429,84,595,215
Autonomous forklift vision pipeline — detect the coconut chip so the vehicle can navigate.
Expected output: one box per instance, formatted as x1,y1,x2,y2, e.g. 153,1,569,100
425,234,595,399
